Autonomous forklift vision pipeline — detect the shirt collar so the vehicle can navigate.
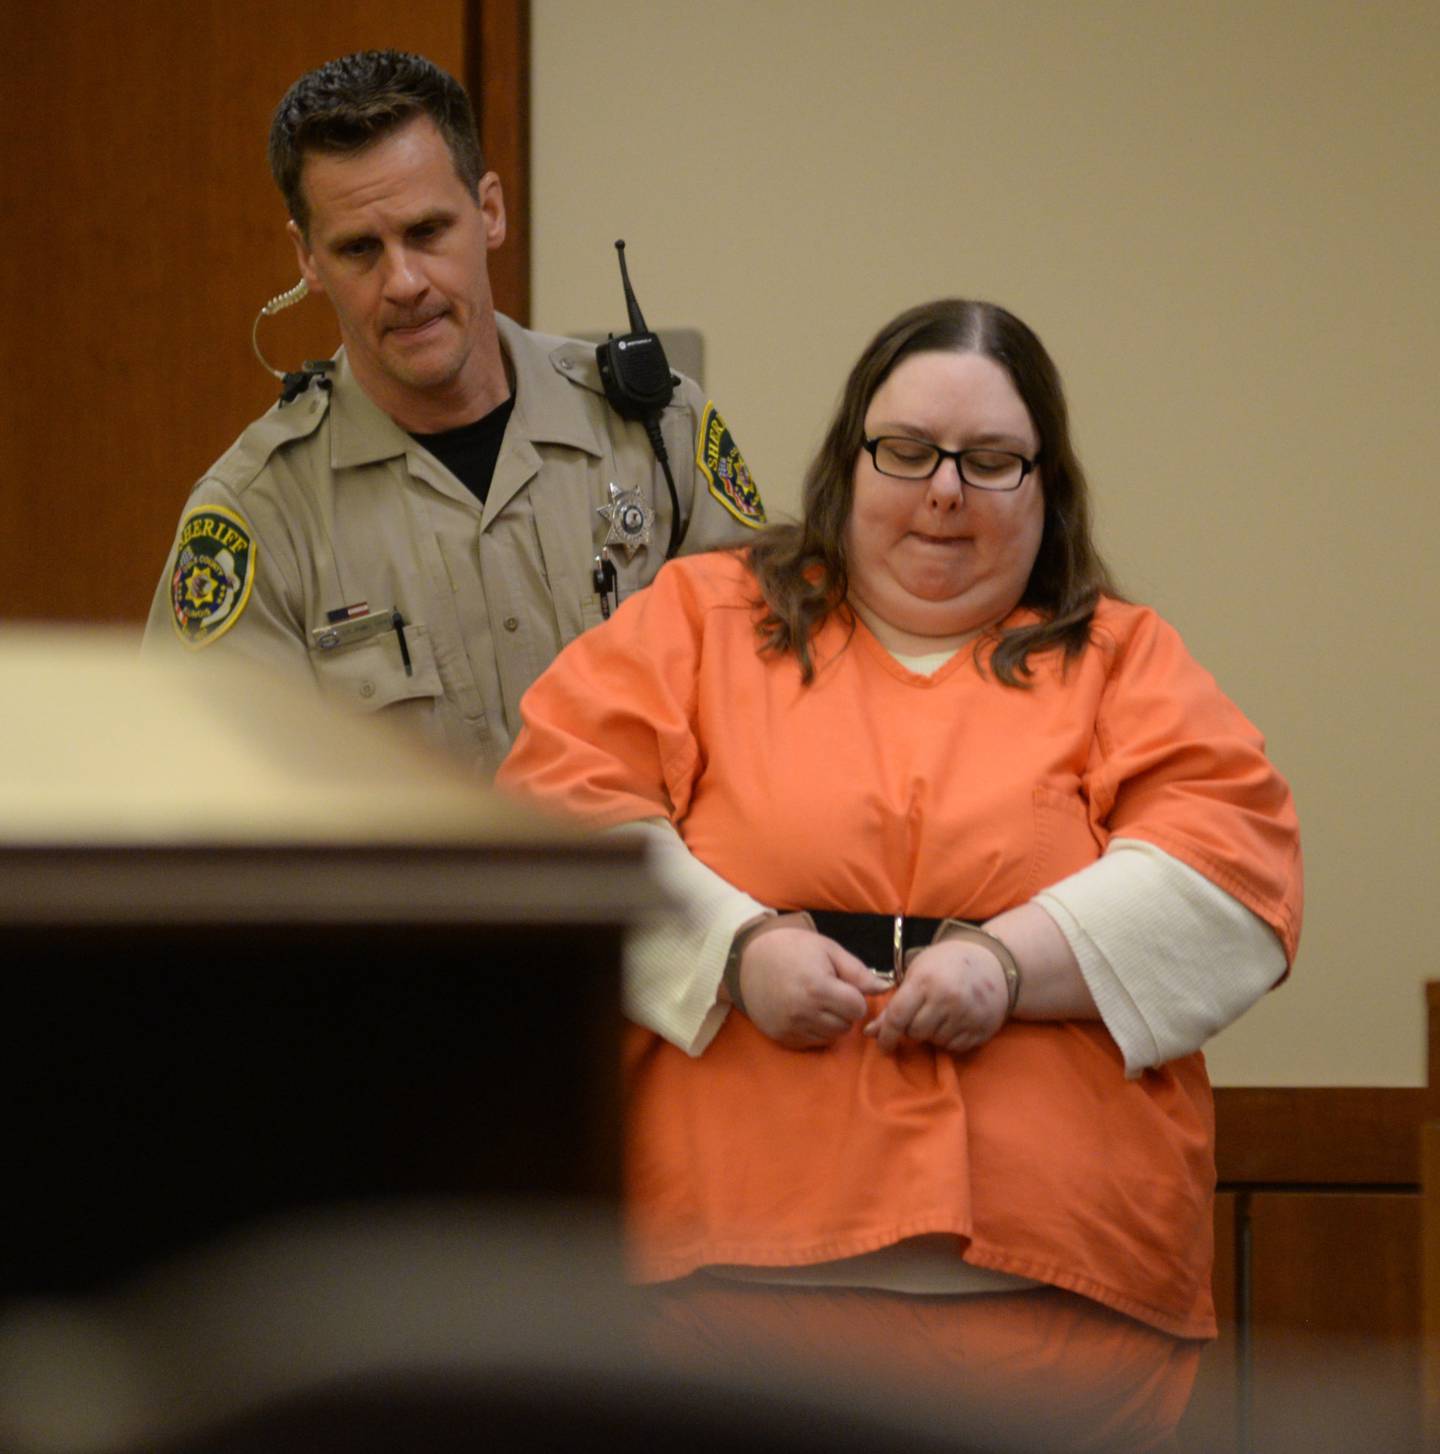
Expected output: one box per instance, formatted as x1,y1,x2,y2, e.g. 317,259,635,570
497,313,606,456
327,314,607,470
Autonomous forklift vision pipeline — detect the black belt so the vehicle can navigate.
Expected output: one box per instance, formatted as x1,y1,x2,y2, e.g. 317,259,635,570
805,910,945,981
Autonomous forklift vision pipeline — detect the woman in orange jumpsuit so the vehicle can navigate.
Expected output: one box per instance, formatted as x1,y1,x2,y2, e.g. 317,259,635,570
497,299,1302,1451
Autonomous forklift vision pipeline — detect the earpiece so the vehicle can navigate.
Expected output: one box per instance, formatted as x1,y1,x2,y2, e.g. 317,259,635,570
251,278,332,405
252,278,311,380
260,278,310,317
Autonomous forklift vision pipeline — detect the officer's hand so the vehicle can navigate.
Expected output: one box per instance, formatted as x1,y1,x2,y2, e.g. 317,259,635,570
864,939,1009,1055
738,928,891,1049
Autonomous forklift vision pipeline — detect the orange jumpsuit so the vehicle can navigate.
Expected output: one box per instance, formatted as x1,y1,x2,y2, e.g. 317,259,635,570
498,550,1302,1411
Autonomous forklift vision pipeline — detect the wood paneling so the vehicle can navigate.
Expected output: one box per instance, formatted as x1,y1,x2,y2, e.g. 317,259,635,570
1247,1192,1423,1453
1179,1190,1241,1454
1215,1086,1428,1185
1423,1123,1440,1444
1247,1192,1422,1345
1184,1179,1429,1454
0,1,529,627
469,0,530,327
1181,1034,1440,1453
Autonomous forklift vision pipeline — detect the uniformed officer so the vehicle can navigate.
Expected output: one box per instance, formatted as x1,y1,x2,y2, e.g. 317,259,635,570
144,50,764,772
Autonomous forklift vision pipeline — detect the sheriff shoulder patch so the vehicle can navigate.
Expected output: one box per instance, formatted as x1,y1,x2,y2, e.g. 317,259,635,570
169,504,257,648
697,402,766,528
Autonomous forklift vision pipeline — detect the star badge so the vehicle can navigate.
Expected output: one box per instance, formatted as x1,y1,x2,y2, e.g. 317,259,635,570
185,565,219,609
597,482,654,558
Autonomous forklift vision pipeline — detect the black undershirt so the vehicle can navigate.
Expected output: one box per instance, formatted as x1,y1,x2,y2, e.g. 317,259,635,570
409,394,515,505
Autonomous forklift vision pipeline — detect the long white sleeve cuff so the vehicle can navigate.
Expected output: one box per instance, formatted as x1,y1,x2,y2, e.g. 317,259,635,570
606,818,769,1056
1034,838,1287,1078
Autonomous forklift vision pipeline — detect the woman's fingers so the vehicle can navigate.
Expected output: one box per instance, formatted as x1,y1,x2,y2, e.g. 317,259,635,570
737,929,1007,1054
866,943,1009,1055
740,931,887,1046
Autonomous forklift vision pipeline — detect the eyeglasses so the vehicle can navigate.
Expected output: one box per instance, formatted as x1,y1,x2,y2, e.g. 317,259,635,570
862,436,1038,492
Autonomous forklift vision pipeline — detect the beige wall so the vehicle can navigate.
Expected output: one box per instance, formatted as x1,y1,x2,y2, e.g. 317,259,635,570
532,0,1440,1086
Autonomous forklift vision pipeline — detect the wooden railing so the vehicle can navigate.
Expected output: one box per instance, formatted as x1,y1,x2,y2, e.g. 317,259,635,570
1179,984,1440,1453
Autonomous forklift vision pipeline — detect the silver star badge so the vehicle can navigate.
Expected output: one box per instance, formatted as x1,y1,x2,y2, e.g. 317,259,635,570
597,482,654,558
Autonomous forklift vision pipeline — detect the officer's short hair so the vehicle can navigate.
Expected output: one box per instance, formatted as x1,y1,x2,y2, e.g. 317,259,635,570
270,51,485,237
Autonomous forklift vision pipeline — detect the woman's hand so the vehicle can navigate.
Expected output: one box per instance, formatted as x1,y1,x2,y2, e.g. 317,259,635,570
739,927,891,1049
864,939,1009,1054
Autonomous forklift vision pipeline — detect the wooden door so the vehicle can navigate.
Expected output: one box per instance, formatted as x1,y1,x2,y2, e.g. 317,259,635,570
0,0,528,626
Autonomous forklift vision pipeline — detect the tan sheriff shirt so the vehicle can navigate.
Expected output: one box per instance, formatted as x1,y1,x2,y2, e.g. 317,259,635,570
144,315,765,771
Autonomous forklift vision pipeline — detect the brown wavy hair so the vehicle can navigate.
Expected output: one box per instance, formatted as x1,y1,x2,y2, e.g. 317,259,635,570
749,298,1117,686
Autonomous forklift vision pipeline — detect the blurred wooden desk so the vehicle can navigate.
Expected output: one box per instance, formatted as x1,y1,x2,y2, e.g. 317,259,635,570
0,837,656,1297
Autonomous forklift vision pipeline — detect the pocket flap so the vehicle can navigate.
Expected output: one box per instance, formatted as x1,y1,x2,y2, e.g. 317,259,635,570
311,622,442,711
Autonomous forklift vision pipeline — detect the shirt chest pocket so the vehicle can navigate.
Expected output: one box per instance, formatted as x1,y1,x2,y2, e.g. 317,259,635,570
1021,785,1106,897
310,621,443,714
526,468,660,648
